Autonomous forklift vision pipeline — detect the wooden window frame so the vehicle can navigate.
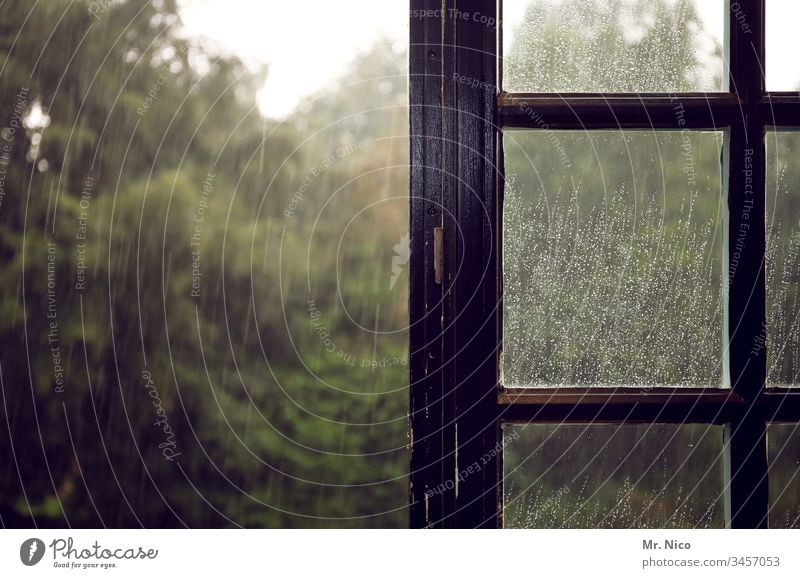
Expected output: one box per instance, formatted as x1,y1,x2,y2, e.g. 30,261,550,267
409,0,800,528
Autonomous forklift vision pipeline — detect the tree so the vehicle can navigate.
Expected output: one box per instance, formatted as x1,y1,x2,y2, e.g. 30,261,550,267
0,0,409,528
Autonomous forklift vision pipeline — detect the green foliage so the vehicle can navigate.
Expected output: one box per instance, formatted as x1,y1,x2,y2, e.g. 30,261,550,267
0,0,408,527
766,133,800,386
504,130,725,386
504,424,725,529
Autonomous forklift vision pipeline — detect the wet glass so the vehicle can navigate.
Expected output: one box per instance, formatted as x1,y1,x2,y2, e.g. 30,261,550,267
503,0,726,93
503,130,725,387
768,424,800,528
504,424,726,528
767,131,800,387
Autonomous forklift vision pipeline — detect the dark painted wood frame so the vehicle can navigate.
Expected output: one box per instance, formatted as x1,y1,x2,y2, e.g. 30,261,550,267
410,0,800,529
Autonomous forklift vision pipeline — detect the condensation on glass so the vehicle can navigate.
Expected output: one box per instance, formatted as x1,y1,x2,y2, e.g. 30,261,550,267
503,424,725,528
766,0,800,91
503,131,725,387
768,423,800,528
502,0,726,93
767,131,800,387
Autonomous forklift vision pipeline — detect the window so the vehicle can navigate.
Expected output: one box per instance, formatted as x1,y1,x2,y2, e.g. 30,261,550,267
410,0,800,528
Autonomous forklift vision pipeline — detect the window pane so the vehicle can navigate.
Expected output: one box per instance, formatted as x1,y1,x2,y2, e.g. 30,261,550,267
503,0,725,93
767,132,800,386
503,131,725,387
766,0,800,91
769,424,800,528
504,424,725,528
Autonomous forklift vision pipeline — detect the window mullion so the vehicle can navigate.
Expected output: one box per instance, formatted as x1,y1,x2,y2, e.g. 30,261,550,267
725,0,769,529
409,0,502,530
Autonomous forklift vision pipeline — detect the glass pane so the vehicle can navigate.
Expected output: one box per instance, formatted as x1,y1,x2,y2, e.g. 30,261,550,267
766,1,800,91
504,424,725,528
503,131,725,387
767,132,800,386
503,0,725,93
769,424,800,528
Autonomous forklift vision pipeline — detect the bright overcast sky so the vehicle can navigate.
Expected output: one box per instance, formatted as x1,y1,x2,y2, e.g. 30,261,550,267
180,0,799,119
180,0,408,118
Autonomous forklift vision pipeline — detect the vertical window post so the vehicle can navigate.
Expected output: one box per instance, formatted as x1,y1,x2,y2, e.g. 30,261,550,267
410,0,501,528
725,0,769,529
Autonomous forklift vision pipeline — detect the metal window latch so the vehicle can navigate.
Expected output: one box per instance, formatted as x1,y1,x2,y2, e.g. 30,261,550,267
433,227,443,285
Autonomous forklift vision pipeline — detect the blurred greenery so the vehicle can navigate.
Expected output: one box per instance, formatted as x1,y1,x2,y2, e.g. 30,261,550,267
768,424,800,528
0,0,408,527
767,132,800,386
504,0,724,92
504,130,725,386
504,424,725,529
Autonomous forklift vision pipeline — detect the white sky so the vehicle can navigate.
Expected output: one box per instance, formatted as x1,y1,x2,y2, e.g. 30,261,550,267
179,0,408,118
765,0,800,90
180,0,799,119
